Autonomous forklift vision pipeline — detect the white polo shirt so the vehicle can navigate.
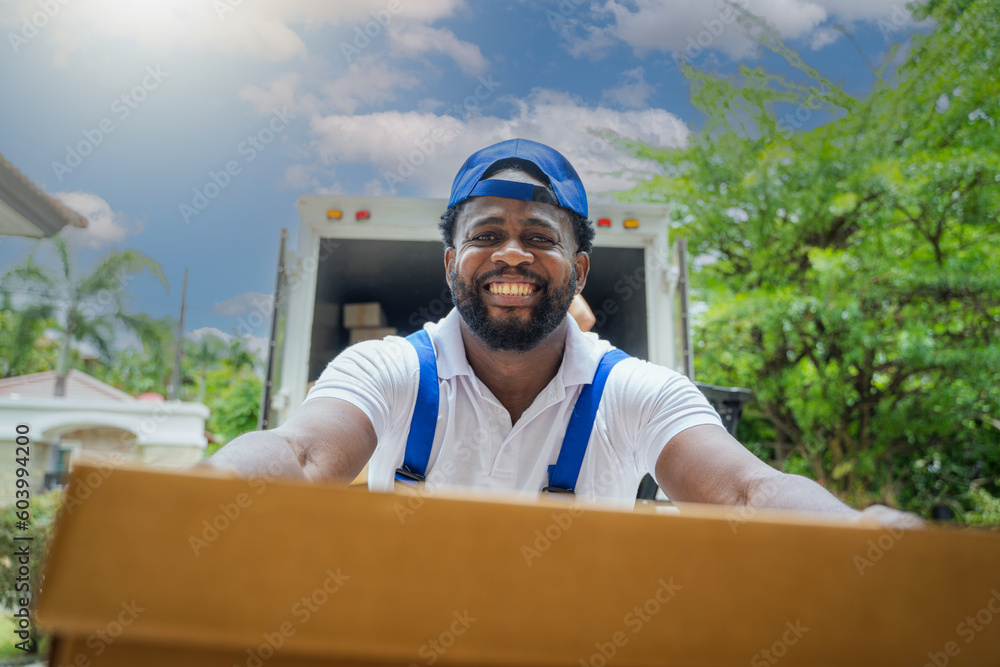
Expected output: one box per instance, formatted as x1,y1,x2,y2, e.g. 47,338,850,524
307,308,722,507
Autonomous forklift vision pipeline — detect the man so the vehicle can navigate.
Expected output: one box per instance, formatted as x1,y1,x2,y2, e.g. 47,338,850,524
206,138,913,523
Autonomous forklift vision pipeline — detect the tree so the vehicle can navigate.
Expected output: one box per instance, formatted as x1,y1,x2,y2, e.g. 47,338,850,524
88,315,176,396
1,235,168,396
181,332,262,450
0,293,57,378
621,0,1000,517
204,364,262,449
185,333,229,402
226,334,259,375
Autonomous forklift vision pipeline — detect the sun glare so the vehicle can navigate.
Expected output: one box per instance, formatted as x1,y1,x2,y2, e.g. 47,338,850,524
84,0,220,46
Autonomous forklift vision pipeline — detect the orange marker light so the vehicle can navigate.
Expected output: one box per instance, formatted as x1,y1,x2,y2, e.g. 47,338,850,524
356,210,371,220
597,217,612,227
623,218,639,229
326,209,343,220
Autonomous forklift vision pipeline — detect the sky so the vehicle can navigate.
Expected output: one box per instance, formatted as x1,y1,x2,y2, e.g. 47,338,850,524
0,0,925,358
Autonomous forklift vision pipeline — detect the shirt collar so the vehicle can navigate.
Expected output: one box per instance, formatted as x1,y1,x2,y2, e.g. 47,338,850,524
429,308,604,388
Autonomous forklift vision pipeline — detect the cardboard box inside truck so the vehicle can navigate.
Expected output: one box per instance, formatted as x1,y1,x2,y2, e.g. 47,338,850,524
36,462,1000,666
342,302,387,328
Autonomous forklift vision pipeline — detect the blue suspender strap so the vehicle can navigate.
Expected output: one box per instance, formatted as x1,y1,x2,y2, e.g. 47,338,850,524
395,329,439,486
545,349,630,494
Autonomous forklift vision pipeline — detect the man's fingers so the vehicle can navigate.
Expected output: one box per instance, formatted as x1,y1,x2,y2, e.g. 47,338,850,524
857,504,926,529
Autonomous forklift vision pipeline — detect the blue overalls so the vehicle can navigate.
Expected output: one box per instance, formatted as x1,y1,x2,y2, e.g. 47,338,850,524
394,329,630,495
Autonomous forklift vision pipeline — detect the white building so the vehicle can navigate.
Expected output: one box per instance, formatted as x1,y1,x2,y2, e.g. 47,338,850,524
0,370,208,502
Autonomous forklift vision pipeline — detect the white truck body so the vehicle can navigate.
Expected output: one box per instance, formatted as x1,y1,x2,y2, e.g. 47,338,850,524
264,194,691,428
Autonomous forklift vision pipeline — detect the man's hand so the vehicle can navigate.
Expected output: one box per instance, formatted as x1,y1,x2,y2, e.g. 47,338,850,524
854,504,926,529
656,424,923,524
203,397,376,482
186,458,242,477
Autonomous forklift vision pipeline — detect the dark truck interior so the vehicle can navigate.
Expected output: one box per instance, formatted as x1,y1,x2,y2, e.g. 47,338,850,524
308,238,648,380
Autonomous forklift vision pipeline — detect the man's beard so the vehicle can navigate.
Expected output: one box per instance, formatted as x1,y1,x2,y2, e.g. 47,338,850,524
450,265,576,352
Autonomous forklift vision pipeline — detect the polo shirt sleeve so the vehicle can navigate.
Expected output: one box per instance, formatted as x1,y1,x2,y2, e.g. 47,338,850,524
606,359,724,476
304,336,417,440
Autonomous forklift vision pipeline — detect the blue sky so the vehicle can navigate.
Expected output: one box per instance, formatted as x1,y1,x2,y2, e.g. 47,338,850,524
0,0,924,356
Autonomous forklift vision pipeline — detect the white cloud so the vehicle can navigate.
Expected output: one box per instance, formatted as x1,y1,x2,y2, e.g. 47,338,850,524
586,0,916,60
210,292,273,317
275,0,468,26
602,67,655,108
363,178,392,196
319,57,422,114
809,26,841,50
810,0,916,23
209,12,308,62
243,334,268,359
14,0,468,62
40,0,308,62
241,73,301,115
239,50,459,123
388,24,488,76
564,23,618,60
188,326,228,343
281,163,345,193
599,0,820,60
309,89,688,197
281,164,320,191
188,326,268,359
54,191,140,248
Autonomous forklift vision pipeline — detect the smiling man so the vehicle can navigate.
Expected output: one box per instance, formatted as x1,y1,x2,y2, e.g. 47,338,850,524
206,139,915,522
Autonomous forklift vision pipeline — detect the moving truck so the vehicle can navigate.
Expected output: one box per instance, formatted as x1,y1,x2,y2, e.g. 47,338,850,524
261,194,695,432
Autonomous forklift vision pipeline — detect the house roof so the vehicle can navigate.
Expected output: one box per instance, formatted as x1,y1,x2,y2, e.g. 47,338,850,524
0,369,135,402
0,152,88,238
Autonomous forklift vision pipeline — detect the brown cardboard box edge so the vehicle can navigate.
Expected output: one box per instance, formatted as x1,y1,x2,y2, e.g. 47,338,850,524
37,462,1000,666
342,302,387,328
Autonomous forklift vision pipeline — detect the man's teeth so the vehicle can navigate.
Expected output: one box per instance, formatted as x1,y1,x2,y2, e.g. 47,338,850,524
488,282,536,296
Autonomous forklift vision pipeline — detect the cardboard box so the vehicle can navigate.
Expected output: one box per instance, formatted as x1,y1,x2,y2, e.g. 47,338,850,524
348,326,398,345
342,302,386,328
37,463,1000,666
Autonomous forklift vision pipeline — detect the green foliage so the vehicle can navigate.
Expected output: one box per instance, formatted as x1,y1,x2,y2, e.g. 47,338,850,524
175,331,262,449
0,292,58,377
623,0,1000,520
0,234,168,395
0,490,61,653
963,488,1000,526
88,315,176,395
183,333,229,402
204,365,262,450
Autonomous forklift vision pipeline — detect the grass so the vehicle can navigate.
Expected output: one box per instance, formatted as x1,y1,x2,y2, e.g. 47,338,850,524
0,611,48,659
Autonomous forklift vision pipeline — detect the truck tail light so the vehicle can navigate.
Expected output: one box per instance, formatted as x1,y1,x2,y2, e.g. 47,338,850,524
326,209,343,219
597,218,612,227
356,210,371,220
623,218,639,229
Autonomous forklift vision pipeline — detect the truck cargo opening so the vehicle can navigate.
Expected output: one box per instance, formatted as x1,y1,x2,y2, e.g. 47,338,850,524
269,195,686,427
308,239,649,379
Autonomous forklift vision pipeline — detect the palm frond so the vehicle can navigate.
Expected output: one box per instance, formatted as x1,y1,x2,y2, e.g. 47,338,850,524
1,255,56,295
76,250,168,299
52,235,73,283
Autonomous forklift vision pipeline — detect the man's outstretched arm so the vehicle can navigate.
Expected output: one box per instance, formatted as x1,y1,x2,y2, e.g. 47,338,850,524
655,424,919,525
201,397,377,483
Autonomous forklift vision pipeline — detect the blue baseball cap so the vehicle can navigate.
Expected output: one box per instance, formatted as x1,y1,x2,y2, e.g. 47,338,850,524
447,138,588,218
